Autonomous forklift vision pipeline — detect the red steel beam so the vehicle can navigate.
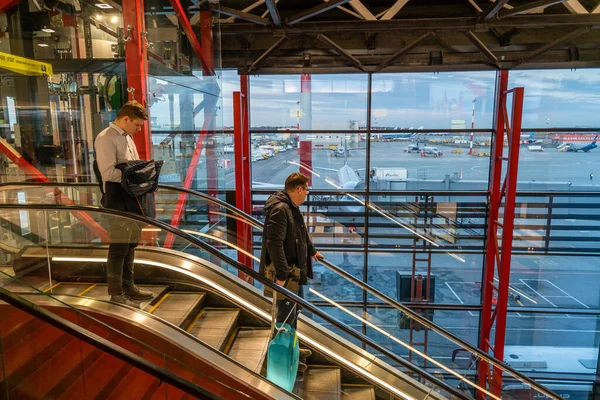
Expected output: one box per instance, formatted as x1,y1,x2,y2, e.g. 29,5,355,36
122,0,151,161
0,139,110,242
167,0,214,76
0,0,22,12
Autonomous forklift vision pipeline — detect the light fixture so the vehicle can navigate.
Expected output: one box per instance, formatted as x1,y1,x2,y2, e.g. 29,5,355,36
95,3,112,8
37,43,49,47
41,28,55,33
95,13,103,20
110,16,118,23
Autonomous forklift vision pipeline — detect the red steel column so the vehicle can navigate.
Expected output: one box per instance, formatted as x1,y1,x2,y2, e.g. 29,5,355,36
478,70,525,397
164,7,217,249
299,74,312,185
201,10,218,225
122,0,151,160
200,10,214,76
233,75,253,279
479,70,508,396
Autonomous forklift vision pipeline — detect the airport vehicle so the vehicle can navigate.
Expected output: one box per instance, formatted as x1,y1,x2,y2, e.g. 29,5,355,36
564,135,598,152
421,146,443,157
527,145,544,152
331,146,350,158
405,144,421,153
556,143,572,152
370,167,408,182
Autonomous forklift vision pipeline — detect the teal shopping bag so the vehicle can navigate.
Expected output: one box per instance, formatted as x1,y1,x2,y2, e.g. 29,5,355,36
266,322,300,391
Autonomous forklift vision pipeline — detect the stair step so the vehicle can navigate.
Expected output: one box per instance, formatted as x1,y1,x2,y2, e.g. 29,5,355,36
149,292,205,328
303,367,342,400
1,325,68,391
82,284,168,309
9,336,81,398
105,367,162,400
58,349,130,400
188,308,240,351
0,307,37,346
341,385,376,400
227,328,271,373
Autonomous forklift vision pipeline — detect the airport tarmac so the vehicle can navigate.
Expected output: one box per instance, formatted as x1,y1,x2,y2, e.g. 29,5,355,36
229,140,600,358
231,141,600,189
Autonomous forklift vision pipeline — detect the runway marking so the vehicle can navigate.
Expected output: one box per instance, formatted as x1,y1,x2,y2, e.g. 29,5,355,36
519,279,558,307
543,279,590,309
445,282,464,304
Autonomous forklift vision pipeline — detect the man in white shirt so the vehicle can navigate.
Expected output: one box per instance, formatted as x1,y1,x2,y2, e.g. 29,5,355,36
95,101,153,306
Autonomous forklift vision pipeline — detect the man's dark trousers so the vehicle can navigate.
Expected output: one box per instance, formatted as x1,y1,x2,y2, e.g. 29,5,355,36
107,217,142,296
276,285,305,331
103,182,143,296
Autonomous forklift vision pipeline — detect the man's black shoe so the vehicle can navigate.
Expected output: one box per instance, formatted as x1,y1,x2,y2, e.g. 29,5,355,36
297,362,308,373
123,286,154,301
110,295,140,308
299,348,312,359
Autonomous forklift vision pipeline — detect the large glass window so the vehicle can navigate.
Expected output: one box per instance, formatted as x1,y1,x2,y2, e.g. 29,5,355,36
249,74,369,130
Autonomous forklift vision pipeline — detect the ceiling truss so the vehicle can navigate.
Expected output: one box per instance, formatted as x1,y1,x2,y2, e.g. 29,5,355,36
156,0,600,73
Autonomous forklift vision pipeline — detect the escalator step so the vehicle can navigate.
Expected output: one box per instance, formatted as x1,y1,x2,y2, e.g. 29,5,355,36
227,328,271,373
2,276,55,293
303,367,342,400
149,292,205,328
341,385,376,400
48,282,96,296
188,308,240,352
82,284,168,309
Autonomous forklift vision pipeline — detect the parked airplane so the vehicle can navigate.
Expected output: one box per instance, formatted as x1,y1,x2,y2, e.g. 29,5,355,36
372,126,424,141
521,133,542,145
564,135,598,152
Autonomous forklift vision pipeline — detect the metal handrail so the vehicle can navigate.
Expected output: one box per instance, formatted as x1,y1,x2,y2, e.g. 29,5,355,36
0,183,564,398
0,286,222,400
0,182,264,228
0,202,470,400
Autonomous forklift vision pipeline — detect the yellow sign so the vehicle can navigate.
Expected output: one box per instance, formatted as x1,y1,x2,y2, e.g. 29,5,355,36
0,52,53,76
290,108,302,118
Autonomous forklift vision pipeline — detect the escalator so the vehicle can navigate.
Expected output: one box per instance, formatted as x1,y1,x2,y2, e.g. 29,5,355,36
0,183,561,399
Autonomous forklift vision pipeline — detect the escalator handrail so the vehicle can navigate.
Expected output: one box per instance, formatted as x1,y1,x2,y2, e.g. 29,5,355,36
0,182,264,229
0,186,562,399
0,286,223,400
0,203,472,400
